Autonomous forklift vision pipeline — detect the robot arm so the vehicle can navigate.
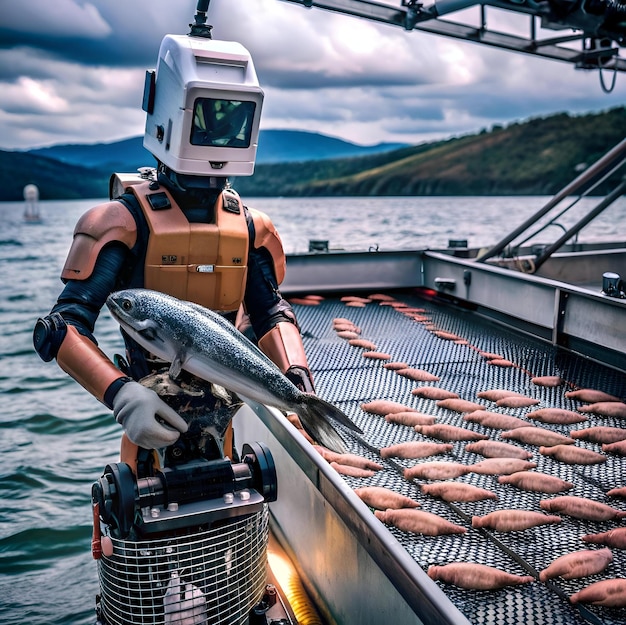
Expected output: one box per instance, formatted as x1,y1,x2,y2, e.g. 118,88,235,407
34,200,138,406
243,208,315,393
34,243,132,407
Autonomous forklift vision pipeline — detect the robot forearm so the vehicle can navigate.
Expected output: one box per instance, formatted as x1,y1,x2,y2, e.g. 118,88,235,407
34,314,129,407
257,321,315,393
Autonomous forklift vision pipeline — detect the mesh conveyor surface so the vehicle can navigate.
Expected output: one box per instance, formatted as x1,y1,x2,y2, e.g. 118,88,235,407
294,293,626,625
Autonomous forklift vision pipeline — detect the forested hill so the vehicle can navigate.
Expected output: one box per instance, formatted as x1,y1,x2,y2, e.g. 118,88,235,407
0,107,624,201
233,107,626,197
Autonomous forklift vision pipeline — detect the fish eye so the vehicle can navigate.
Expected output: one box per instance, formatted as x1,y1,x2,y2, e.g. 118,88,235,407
122,299,132,311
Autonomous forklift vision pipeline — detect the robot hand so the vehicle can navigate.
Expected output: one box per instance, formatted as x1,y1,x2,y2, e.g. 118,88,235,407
285,365,315,394
112,381,188,449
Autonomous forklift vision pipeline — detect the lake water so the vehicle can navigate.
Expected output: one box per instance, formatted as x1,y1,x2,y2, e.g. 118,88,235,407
0,194,624,624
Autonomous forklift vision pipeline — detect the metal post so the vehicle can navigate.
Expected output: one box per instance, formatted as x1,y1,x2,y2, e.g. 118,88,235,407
476,138,626,262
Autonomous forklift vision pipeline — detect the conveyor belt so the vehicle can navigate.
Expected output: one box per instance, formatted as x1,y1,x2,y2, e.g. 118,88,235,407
293,293,626,625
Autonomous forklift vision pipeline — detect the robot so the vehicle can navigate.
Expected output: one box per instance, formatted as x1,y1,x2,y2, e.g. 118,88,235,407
33,3,312,623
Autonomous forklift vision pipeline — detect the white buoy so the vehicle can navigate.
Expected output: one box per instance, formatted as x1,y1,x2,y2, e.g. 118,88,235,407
23,184,42,222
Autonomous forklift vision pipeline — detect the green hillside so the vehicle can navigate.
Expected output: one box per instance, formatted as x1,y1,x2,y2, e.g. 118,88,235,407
234,107,626,197
0,107,624,201
0,150,110,201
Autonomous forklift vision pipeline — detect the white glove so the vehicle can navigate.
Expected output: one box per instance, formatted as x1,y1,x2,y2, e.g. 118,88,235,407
112,381,188,449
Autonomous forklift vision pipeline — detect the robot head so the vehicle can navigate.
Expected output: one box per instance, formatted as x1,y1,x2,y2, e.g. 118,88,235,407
142,34,264,177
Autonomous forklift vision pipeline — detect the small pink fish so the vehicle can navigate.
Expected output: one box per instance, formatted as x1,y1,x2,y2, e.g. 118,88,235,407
570,578,626,608
375,508,466,535
540,496,626,521
354,486,420,510
428,563,534,590
539,548,613,581
472,510,561,531
498,471,573,493
421,482,497,502
404,461,470,481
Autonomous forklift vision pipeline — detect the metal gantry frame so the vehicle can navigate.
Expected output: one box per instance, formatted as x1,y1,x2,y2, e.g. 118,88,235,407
278,0,626,76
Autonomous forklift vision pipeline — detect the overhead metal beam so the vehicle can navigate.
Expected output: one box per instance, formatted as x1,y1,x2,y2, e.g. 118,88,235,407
278,0,626,71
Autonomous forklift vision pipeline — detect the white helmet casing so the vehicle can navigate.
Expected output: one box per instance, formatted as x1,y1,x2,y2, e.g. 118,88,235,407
143,34,264,177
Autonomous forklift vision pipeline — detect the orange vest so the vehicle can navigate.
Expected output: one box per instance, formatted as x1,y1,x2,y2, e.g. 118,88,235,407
129,182,249,312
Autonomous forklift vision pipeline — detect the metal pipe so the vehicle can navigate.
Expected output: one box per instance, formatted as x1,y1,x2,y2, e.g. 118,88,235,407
476,137,626,262
531,178,626,272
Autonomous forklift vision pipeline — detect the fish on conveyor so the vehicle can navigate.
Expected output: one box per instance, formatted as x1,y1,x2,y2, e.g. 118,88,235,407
526,408,587,425
385,412,437,426
539,496,626,521
602,439,626,455
565,389,622,403
570,426,626,444
476,389,522,402
412,387,460,400
500,427,575,447
495,396,540,408
538,444,606,465
362,351,392,360
582,527,626,549
469,458,537,475
348,338,377,350
433,330,462,341
354,486,420,510
332,317,358,326
404,461,470,481
471,510,562,531
607,486,626,498
361,400,418,416
395,368,440,382
465,440,533,460
367,293,396,302
579,401,626,419
531,376,565,387
420,482,498,502
414,424,489,441
486,358,515,367
380,441,453,459
374,508,467,536
383,361,410,370
497,471,573,493
341,295,372,305
330,462,376,478
570,578,626,608
539,548,613,581
106,289,361,454
463,410,530,430
436,398,486,413
333,321,360,333
313,445,384,471
427,563,534,590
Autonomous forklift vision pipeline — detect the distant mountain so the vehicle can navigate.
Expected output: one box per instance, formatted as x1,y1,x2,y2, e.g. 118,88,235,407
28,137,153,173
234,107,626,197
255,130,407,163
1,108,623,201
0,150,110,202
26,130,408,172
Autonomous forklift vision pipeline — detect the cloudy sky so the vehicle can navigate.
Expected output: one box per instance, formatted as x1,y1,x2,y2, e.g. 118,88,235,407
1,0,625,151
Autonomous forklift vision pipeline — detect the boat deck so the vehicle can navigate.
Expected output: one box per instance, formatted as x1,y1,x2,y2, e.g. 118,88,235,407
293,290,626,625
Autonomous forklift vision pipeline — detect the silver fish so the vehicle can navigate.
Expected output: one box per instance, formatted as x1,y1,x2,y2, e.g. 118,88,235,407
106,288,360,453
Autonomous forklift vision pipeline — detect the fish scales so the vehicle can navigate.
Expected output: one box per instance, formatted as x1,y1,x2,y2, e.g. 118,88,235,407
106,289,360,454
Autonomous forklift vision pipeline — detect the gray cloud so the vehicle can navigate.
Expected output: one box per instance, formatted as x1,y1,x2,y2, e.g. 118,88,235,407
0,0,624,150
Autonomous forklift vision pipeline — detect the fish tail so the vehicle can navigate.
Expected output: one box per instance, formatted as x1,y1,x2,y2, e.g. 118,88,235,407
297,395,361,455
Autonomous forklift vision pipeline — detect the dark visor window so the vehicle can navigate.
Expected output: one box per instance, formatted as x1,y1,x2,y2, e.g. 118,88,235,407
191,98,256,148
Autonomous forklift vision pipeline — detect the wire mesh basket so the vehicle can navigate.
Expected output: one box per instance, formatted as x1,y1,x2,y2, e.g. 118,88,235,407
98,505,269,625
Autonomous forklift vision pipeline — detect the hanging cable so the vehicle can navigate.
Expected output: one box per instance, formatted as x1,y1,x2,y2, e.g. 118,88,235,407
599,65,618,93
